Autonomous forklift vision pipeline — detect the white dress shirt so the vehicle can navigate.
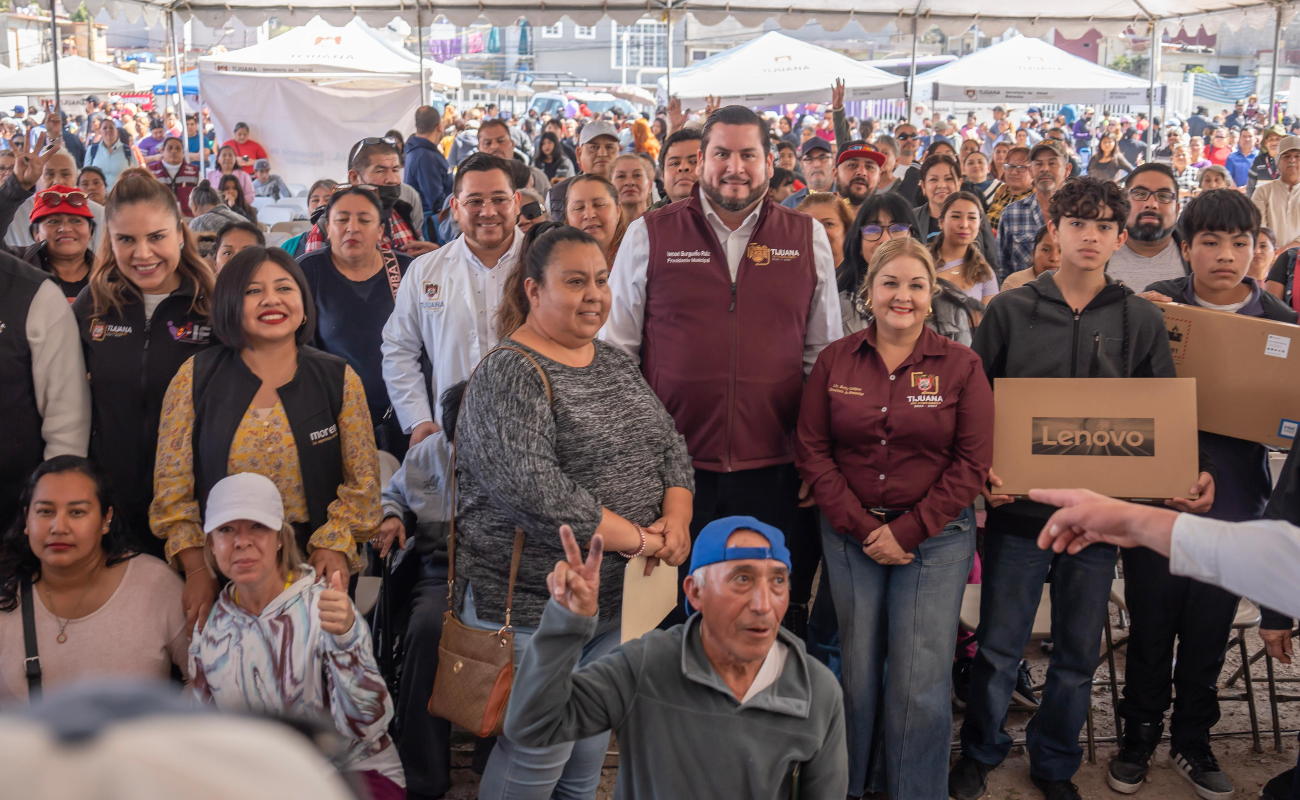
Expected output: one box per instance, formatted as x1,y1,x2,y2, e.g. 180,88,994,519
1170,513,1300,619
381,230,523,433
601,194,841,376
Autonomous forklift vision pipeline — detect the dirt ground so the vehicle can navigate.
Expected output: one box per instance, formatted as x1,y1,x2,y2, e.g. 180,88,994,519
440,611,1299,799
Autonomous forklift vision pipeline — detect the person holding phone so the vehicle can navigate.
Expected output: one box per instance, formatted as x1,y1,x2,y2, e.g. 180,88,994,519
221,122,266,175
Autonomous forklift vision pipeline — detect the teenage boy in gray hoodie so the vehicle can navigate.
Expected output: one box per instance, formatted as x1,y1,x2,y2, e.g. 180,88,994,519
950,177,1218,800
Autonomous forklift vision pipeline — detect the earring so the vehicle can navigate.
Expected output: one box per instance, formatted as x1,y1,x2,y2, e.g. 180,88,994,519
864,297,873,312
927,306,934,318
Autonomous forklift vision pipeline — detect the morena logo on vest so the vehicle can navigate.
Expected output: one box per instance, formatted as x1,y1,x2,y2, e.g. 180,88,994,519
309,424,339,445
745,243,801,266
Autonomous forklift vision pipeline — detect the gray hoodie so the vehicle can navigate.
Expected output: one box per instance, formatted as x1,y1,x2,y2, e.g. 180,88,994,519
506,601,848,799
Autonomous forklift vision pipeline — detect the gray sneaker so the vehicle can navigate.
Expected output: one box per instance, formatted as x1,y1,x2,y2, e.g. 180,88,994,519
1168,739,1234,800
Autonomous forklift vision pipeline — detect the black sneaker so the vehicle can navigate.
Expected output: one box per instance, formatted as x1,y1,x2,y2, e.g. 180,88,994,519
1260,767,1295,799
1013,659,1039,708
953,657,973,710
948,756,991,800
1030,775,1082,800
1107,721,1163,794
1168,738,1234,799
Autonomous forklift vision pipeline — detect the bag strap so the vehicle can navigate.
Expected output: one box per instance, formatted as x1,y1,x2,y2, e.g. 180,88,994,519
20,577,41,698
381,248,403,301
446,345,554,626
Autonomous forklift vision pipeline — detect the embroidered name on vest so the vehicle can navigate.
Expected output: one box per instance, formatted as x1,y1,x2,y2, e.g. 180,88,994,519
308,424,339,444
90,319,132,340
666,249,712,264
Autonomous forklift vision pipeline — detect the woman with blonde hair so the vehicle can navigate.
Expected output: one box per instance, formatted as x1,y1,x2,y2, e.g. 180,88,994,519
189,471,402,799
796,234,993,800
72,168,215,559
630,117,660,162
611,153,655,225
564,173,627,267
797,192,853,272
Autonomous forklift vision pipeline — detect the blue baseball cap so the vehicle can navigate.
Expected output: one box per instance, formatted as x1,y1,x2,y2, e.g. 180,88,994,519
685,516,792,615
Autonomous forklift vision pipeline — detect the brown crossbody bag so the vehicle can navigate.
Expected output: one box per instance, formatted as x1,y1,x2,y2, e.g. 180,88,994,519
427,345,552,737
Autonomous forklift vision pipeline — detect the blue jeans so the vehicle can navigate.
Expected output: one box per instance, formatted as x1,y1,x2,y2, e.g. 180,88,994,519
463,586,621,800
959,531,1117,782
821,509,975,799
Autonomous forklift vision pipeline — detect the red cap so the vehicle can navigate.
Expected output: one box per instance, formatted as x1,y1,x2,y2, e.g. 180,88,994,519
31,185,94,225
836,144,887,169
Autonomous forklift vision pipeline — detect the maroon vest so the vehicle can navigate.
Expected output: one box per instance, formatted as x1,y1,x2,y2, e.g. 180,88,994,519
642,187,817,472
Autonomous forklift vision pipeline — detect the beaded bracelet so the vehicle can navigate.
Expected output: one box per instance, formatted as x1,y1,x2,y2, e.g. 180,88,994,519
619,522,647,559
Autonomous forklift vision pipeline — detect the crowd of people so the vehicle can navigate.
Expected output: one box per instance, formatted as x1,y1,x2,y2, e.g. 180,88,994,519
0,82,1299,800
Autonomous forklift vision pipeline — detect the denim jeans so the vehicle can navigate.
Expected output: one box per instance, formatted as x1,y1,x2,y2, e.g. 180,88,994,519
463,585,621,800
821,508,975,799
959,530,1118,782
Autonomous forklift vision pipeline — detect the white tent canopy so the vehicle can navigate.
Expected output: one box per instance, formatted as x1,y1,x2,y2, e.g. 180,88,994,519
200,17,457,188
203,16,459,87
76,0,1298,38
912,35,1161,106
656,31,905,107
0,56,150,97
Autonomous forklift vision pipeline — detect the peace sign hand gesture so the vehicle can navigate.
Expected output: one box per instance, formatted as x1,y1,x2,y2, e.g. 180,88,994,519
546,525,603,617
13,132,60,191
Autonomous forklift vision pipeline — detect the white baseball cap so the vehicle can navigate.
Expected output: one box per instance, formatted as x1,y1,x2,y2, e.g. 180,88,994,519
203,473,285,534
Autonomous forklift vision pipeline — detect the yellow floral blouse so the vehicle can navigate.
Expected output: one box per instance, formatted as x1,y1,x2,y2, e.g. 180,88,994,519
149,357,380,572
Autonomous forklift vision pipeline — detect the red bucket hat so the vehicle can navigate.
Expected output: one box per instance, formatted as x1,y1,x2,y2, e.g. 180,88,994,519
31,185,94,225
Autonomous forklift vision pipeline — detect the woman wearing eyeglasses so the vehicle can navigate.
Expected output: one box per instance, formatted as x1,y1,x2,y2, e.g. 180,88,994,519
298,186,414,461
72,169,215,563
842,194,983,346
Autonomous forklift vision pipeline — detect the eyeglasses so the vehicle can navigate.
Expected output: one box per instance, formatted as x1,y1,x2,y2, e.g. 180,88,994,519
1128,187,1177,205
332,183,380,195
36,189,88,209
1002,164,1031,173
895,132,917,141
860,223,912,241
460,195,515,212
800,153,833,165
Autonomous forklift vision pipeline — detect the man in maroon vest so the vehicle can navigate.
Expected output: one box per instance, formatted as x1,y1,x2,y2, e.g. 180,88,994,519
603,105,840,626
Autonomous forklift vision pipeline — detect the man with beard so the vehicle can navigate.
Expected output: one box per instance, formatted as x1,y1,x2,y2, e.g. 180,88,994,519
302,138,437,256
998,139,1071,277
604,105,840,628
547,120,620,220
1105,163,1185,288
783,136,836,208
653,127,702,209
832,141,884,215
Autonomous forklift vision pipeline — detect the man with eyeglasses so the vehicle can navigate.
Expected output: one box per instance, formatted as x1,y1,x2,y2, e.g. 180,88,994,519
1104,163,1185,289
986,145,1034,233
781,137,836,208
893,122,920,174
998,140,1071,278
380,152,525,798
547,120,621,221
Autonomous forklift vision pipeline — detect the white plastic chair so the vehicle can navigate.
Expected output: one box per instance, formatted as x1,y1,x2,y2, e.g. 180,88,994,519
257,206,295,226
287,183,308,197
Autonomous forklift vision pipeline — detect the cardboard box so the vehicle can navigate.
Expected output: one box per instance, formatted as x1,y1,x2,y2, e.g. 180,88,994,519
992,378,1199,499
1156,301,1300,448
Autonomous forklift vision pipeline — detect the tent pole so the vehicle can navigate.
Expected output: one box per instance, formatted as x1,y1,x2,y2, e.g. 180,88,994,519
169,9,188,160
1270,4,1283,125
418,3,426,106
906,13,919,124
665,0,673,102
49,0,60,109
1147,19,1156,161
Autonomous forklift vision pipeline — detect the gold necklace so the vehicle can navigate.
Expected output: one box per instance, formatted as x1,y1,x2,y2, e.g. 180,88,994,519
42,560,101,644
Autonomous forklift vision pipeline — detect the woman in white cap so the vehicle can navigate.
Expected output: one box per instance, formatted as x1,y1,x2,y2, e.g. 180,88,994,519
189,471,405,800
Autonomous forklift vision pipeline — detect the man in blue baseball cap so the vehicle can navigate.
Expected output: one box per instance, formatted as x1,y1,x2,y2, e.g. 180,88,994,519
503,518,848,798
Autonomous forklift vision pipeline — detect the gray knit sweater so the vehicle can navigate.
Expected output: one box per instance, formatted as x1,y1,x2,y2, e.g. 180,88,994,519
453,340,694,627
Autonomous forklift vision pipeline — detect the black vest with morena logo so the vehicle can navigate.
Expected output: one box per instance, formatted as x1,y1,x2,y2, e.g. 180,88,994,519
191,345,347,545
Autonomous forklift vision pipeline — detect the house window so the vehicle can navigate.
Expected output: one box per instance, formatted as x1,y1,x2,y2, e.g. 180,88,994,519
541,23,563,38
692,49,711,62
575,25,596,39
1219,65,1239,76
612,20,667,69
